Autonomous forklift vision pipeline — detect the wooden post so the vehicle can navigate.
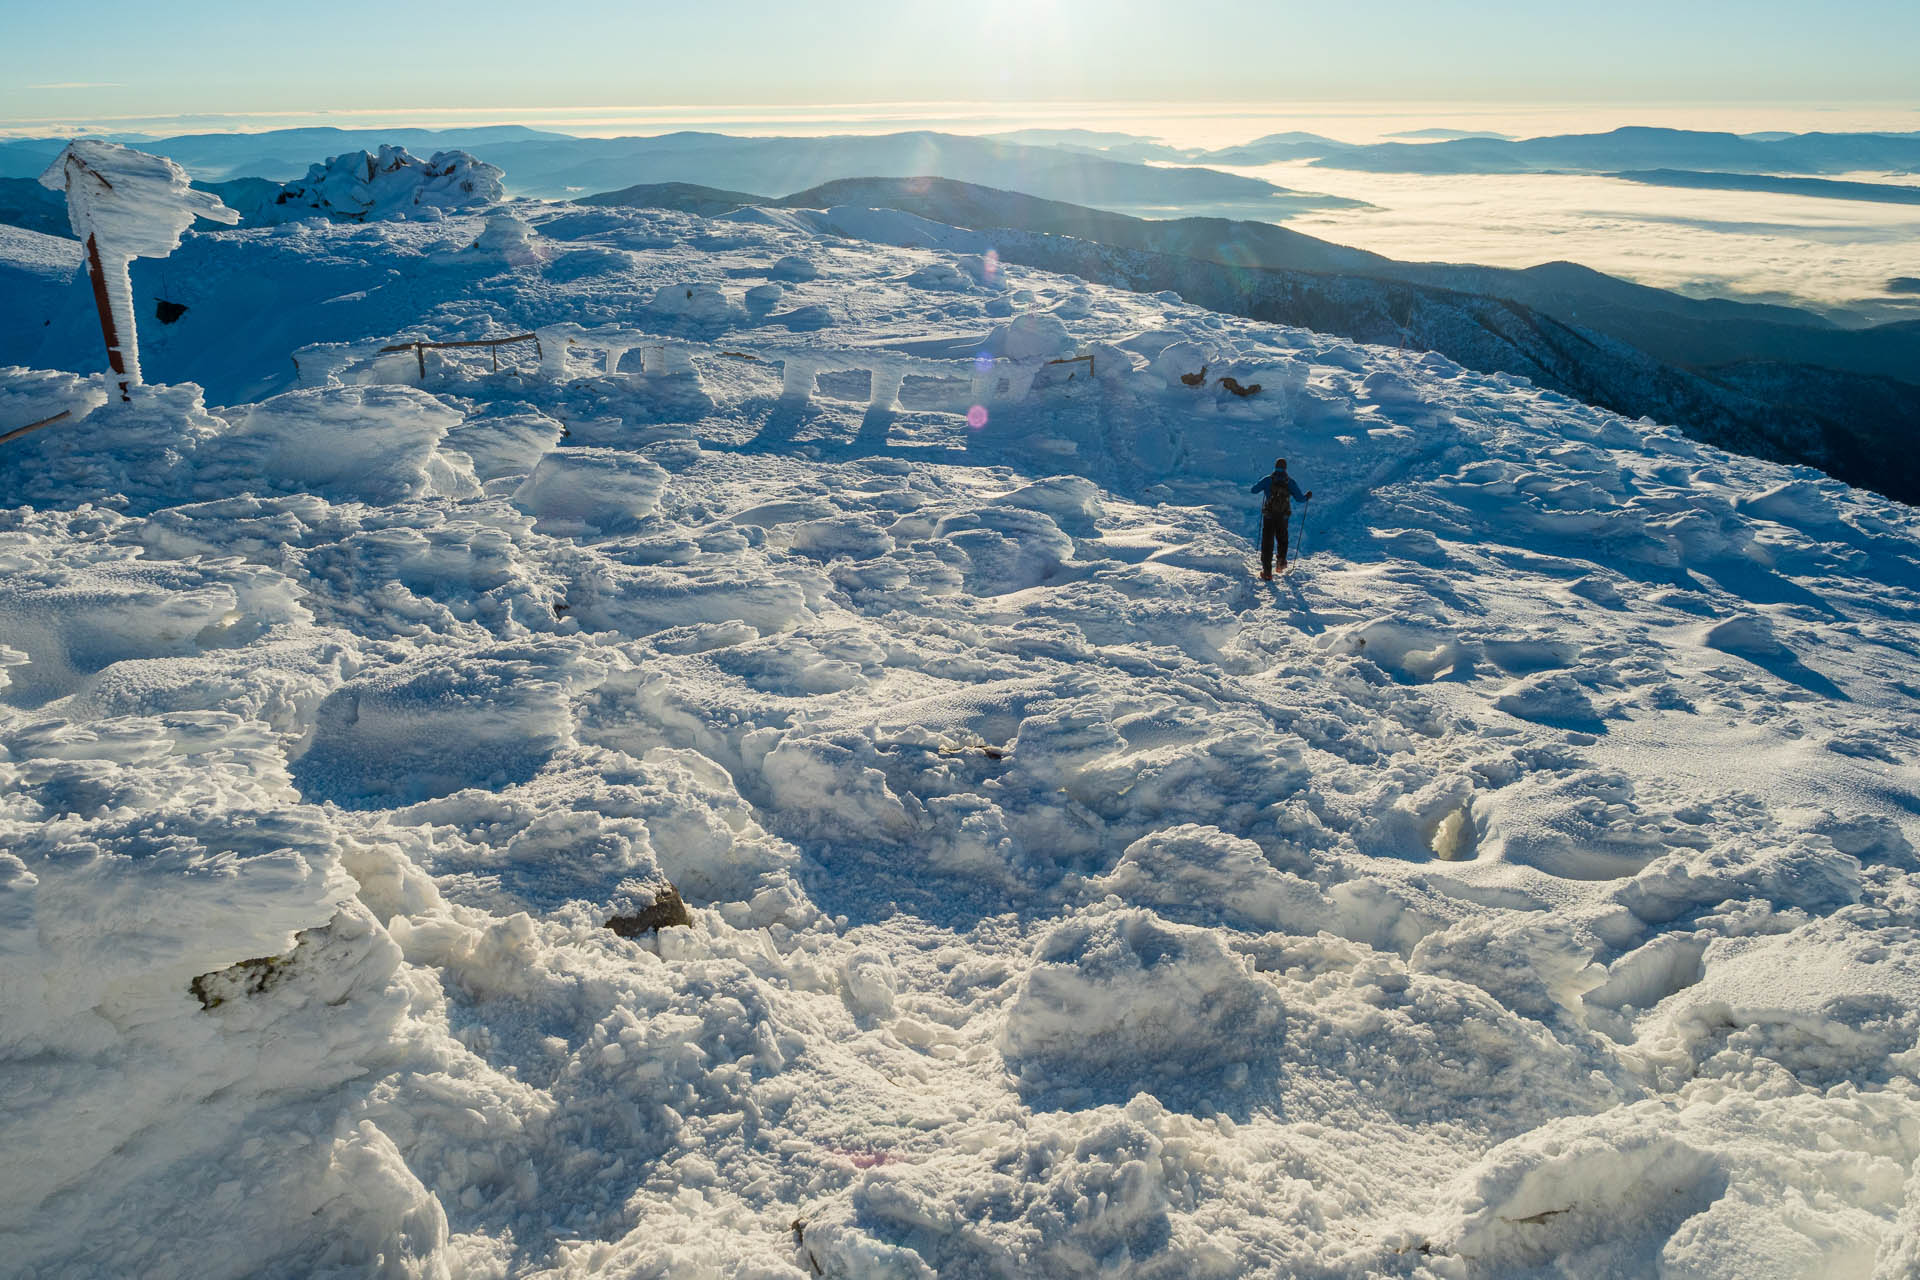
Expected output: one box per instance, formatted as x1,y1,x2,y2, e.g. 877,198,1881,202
0,409,74,447
84,233,130,402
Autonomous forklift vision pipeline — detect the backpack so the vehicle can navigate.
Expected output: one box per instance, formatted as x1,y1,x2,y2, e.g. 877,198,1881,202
1263,474,1292,521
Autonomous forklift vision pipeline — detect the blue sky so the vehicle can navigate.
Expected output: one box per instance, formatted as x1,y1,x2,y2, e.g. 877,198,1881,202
4,0,1917,131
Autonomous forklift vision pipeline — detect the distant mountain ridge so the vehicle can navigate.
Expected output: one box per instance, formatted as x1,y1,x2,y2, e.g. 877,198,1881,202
10,124,1914,195
1300,126,1920,175
1610,170,1920,205
0,127,1362,216
1179,125,1920,172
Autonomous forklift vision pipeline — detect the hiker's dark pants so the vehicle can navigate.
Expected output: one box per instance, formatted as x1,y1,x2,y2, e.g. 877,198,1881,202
1261,509,1289,574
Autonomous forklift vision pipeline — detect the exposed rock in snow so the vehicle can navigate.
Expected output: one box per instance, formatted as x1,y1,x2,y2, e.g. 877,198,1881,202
265,145,504,223
605,885,693,936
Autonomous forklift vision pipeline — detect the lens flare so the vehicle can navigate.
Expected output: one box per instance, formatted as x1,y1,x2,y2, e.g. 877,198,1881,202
966,404,989,429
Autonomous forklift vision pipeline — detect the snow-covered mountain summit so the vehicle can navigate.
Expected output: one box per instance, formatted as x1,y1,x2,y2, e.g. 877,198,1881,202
3,194,1919,1278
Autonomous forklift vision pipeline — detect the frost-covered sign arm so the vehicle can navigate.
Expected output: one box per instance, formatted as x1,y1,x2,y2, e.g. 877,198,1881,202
38,140,239,400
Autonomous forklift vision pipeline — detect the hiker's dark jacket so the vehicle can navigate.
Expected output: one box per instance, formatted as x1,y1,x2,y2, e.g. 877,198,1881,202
1251,471,1307,513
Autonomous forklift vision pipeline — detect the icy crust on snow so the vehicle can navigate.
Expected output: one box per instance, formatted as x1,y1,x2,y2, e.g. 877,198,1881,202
4,198,1920,1279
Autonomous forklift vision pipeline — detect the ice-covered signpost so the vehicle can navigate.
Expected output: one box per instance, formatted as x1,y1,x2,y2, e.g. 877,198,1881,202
39,140,239,401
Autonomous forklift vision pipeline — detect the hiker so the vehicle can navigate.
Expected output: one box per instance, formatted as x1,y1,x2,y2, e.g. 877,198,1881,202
1251,458,1312,579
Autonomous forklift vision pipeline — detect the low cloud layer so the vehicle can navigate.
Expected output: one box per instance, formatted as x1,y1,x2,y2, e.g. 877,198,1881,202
1252,162,1920,322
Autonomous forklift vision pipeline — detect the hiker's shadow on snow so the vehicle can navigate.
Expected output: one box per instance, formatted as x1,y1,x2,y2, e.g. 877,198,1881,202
1276,577,1326,634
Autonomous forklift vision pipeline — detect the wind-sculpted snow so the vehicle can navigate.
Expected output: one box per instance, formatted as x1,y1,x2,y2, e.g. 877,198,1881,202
3,198,1920,1279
